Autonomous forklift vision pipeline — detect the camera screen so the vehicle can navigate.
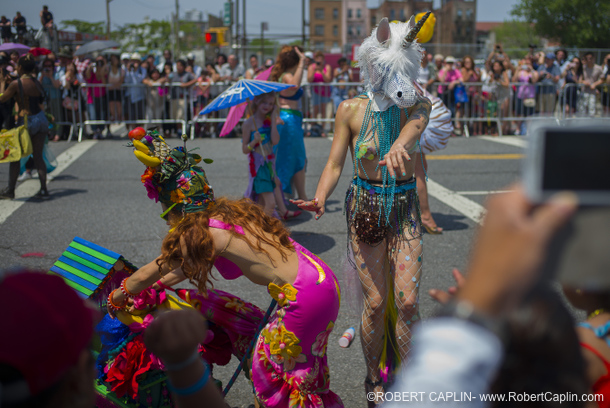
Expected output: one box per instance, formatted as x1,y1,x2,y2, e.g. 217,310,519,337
543,130,610,191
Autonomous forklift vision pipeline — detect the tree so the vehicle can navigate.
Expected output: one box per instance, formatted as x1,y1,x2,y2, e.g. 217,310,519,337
60,19,105,36
492,20,541,55
511,0,610,48
249,38,280,57
112,19,172,52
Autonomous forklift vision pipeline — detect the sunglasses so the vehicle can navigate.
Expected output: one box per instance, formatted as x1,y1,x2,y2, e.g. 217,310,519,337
160,202,178,221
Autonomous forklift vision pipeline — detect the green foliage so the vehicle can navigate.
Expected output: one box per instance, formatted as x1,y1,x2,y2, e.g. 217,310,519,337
492,20,541,54
511,0,610,48
60,19,105,36
112,20,173,52
249,38,279,55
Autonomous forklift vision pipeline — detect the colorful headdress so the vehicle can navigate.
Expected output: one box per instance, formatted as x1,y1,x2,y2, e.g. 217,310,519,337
132,130,215,213
357,12,431,108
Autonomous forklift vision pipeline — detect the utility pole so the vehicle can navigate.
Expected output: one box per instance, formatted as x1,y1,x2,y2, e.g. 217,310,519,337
175,0,180,54
106,0,112,39
236,0,239,53
302,0,306,47
242,0,246,64
261,22,268,62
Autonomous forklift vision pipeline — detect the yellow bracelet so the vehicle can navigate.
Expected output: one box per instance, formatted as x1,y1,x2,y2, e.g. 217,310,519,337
247,144,253,151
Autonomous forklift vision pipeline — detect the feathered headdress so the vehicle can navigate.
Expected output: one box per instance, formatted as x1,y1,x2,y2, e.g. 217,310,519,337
357,12,431,108
131,130,215,214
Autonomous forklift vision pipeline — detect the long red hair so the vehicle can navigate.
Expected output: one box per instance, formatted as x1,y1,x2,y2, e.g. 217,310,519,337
270,45,303,82
157,197,293,294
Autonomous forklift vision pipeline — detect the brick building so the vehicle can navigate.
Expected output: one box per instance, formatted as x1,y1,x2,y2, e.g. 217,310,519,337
434,0,477,57
310,0,343,52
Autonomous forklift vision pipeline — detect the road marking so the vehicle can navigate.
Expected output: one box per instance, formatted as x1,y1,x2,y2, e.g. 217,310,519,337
427,179,486,224
427,153,523,160
0,141,98,225
478,136,527,148
455,190,514,196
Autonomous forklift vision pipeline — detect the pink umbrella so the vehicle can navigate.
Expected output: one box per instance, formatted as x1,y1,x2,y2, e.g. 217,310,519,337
219,66,273,137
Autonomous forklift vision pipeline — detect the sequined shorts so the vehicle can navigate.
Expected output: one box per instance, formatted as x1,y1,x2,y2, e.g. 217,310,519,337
345,177,422,246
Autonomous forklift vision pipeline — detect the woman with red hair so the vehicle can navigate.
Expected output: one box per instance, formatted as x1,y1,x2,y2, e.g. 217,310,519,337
269,45,309,200
107,130,343,408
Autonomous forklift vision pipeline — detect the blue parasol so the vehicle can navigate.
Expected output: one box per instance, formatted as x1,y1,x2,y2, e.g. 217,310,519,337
199,79,294,115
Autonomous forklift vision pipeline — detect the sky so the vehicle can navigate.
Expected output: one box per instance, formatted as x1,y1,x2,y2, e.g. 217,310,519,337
3,0,520,41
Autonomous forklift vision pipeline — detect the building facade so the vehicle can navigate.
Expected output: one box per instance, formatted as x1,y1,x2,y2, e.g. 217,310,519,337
310,0,343,52
434,0,477,57
310,0,433,55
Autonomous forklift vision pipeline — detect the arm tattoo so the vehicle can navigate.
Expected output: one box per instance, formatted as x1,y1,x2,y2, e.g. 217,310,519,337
407,97,432,127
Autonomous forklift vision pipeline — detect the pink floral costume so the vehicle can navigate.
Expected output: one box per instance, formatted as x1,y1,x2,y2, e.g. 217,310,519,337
207,219,344,408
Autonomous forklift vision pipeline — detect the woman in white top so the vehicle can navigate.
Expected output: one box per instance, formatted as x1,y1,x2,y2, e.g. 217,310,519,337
108,54,125,123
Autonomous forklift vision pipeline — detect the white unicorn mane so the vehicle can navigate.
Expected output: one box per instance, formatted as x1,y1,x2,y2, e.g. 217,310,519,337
357,18,423,96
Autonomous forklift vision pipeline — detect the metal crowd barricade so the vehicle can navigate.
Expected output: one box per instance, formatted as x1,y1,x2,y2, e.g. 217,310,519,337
41,84,78,142
185,79,610,140
188,81,236,139
77,83,188,142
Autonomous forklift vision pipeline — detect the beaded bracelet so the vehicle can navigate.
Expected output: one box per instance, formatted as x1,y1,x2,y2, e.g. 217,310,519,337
167,361,210,396
107,289,128,311
247,144,254,151
120,278,137,299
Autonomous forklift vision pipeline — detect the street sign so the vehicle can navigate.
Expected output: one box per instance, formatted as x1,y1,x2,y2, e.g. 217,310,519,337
224,2,232,26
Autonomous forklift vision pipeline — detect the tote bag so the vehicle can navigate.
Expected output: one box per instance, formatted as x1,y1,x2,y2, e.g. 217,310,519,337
0,123,33,163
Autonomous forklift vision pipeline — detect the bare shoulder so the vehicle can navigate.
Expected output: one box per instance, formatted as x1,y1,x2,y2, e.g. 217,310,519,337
337,95,368,120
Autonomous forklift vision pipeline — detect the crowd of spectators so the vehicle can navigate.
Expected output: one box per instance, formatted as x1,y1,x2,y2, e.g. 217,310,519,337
2,22,609,140
418,46,610,136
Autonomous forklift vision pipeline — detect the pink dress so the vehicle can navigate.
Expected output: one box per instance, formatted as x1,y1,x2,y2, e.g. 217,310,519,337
209,219,344,407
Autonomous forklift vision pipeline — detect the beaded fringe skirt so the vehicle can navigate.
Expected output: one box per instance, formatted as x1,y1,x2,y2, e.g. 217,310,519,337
345,177,422,247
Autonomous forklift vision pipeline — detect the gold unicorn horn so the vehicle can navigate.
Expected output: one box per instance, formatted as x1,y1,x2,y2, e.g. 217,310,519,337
404,11,431,45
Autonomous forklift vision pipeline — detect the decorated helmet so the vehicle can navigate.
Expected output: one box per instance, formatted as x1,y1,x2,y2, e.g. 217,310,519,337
131,130,215,214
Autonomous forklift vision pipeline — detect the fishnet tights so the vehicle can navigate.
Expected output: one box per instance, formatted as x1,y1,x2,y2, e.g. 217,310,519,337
351,231,422,387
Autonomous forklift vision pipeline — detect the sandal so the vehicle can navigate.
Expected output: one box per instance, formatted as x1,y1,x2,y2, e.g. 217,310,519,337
422,223,443,234
281,210,302,220
364,377,384,407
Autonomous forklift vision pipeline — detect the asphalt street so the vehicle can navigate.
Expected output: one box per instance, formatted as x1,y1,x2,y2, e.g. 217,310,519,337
0,134,530,407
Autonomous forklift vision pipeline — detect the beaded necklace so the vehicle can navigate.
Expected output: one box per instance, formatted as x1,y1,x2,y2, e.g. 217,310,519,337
353,97,406,226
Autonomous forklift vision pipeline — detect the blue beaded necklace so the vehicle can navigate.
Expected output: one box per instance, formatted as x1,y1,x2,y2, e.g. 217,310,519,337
353,97,407,226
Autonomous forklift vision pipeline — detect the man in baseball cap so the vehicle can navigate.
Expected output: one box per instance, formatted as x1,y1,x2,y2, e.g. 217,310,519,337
0,270,99,407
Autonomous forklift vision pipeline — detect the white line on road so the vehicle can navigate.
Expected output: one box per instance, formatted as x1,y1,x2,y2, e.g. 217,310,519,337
0,141,98,225
455,190,514,196
427,179,486,225
478,136,527,148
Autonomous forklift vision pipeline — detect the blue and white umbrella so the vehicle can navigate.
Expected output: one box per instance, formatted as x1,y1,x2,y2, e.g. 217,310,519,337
199,79,294,115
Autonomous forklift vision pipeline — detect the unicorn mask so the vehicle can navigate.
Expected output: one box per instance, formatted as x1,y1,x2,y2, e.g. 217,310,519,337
357,13,430,109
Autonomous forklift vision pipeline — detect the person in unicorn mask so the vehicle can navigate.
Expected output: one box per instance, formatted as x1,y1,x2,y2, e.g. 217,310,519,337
293,13,432,406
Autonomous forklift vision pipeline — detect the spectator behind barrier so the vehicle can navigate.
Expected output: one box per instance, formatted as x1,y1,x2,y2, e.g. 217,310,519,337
168,59,197,135
536,53,561,115
219,54,244,83
579,52,603,117
85,55,108,139
560,57,583,117
307,51,332,137
124,52,147,131
331,57,353,110
601,54,610,117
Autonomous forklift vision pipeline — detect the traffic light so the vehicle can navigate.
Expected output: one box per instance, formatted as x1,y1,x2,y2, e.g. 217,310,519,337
205,31,218,44
205,28,227,46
